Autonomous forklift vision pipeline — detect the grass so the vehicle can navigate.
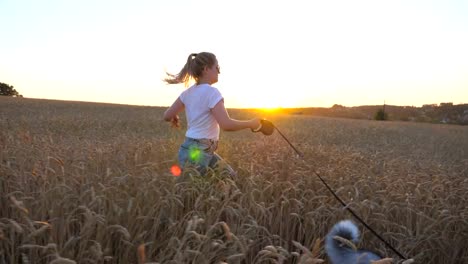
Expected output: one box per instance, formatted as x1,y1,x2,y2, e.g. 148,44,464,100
1,96,467,263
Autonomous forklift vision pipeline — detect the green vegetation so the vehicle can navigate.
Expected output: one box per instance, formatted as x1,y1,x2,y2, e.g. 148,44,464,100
374,108,388,121
0,82,22,97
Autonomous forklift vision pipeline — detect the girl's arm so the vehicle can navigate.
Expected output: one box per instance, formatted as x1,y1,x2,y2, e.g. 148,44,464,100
212,99,260,131
163,97,185,128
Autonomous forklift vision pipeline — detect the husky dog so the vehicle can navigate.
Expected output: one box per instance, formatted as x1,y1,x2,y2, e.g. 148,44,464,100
325,220,382,264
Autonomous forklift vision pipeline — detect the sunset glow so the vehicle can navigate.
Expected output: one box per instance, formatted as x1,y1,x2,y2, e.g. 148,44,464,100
1,0,467,108
260,107,281,113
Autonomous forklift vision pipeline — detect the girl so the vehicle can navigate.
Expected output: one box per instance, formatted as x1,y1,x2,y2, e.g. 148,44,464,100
163,52,262,176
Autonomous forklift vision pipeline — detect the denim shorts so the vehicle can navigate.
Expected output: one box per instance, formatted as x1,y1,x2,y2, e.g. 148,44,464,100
178,137,235,176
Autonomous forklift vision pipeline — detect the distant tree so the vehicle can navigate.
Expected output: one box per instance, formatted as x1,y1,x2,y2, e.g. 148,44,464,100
332,104,345,109
0,82,22,97
375,109,388,121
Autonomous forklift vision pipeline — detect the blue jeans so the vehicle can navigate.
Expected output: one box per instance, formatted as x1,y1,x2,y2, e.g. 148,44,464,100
178,137,235,177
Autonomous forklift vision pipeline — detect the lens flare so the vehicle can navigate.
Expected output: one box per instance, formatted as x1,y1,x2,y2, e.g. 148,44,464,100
189,146,202,163
170,165,181,176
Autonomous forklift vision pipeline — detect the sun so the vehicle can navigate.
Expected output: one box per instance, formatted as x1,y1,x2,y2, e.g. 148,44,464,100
248,96,283,111
260,106,281,112
234,88,298,110
256,102,281,112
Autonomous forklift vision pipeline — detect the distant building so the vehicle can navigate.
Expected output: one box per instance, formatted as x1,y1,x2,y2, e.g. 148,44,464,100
422,104,437,108
440,102,453,107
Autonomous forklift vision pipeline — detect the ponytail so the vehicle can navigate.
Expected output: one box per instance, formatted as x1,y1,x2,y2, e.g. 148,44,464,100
164,52,217,87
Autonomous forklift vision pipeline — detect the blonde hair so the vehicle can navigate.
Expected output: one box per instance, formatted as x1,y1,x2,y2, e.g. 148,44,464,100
164,52,217,87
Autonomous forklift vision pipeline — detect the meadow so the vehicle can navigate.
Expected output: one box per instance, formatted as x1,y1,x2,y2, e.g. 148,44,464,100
1,96,467,264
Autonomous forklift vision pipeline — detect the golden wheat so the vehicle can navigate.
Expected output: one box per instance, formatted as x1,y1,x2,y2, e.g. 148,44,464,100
1,97,467,263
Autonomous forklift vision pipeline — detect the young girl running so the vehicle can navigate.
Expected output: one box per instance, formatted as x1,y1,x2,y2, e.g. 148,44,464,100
163,52,263,176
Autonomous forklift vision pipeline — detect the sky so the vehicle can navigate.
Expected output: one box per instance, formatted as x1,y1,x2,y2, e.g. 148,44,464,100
1,0,467,108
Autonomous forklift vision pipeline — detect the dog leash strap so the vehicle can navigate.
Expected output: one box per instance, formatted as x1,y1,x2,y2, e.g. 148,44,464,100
272,125,407,260
272,124,304,158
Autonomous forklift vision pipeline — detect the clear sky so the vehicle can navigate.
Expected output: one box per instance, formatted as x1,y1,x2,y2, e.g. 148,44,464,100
1,0,467,108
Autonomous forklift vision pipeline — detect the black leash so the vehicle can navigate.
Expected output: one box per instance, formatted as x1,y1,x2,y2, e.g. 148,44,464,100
272,124,408,260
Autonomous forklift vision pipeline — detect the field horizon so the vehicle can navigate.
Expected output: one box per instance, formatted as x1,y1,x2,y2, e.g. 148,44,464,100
7,96,468,126
1,96,467,263
8,95,466,110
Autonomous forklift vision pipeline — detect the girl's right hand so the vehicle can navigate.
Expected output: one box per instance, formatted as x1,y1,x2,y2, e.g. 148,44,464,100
171,115,181,128
251,118,262,131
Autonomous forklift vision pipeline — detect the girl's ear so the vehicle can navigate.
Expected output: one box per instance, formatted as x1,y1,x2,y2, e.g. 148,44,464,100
201,66,210,76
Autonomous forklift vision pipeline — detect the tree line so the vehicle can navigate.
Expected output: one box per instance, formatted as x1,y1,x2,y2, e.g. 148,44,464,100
0,82,22,97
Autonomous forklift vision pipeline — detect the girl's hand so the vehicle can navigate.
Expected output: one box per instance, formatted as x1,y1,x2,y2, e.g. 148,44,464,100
163,98,184,128
171,115,181,128
251,118,262,131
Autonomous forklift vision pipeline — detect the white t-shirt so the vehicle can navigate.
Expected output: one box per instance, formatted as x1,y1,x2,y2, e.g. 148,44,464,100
179,84,224,140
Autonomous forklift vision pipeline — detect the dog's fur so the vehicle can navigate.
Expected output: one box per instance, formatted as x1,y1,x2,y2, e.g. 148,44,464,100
325,220,382,264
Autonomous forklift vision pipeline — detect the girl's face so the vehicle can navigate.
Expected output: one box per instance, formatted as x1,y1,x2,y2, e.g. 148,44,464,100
203,61,220,84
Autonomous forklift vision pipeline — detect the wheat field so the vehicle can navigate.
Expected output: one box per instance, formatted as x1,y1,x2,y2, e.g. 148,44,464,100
1,96,467,264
